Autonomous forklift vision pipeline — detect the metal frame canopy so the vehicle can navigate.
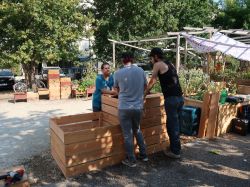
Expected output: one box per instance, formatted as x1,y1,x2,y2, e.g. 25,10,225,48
108,27,250,73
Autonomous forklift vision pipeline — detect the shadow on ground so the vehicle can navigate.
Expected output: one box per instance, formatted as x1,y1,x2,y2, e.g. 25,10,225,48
0,110,65,169
23,134,250,187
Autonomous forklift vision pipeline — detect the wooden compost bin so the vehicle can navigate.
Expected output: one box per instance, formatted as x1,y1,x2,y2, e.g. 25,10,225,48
50,93,168,177
216,101,250,136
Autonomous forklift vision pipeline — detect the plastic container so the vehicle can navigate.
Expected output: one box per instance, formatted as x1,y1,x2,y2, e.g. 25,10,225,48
219,88,228,104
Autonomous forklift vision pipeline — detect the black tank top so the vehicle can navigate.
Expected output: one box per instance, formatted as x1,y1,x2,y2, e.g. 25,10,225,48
158,61,183,98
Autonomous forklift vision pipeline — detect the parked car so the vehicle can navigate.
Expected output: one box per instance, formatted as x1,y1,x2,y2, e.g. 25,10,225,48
0,69,15,90
41,66,65,80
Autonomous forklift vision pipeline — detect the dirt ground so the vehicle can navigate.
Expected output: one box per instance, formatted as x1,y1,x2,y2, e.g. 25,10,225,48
22,134,250,187
0,95,249,187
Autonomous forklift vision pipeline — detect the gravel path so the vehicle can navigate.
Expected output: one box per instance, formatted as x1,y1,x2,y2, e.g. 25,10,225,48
0,99,92,169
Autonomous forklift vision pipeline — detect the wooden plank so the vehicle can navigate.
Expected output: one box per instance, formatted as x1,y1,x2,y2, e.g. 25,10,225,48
144,94,164,108
216,104,238,136
65,153,125,177
51,147,67,177
101,95,118,107
206,92,220,139
237,79,250,86
102,104,118,116
237,85,250,94
144,132,168,146
50,130,66,160
50,118,65,142
51,138,66,166
66,145,125,167
64,125,122,144
135,141,169,155
60,121,99,132
53,112,100,125
141,125,167,137
65,134,123,156
146,141,169,154
184,97,203,108
102,112,120,126
197,92,211,138
143,105,166,119
141,115,166,128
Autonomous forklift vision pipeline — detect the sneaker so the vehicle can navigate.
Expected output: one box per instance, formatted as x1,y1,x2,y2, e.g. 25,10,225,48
163,150,181,159
122,159,137,167
137,154,149,162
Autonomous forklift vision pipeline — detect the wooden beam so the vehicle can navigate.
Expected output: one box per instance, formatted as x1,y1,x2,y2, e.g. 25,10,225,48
184,39,188,64
121,36,181,43
176,34,180,73
108,39,150,52
112,42,116,68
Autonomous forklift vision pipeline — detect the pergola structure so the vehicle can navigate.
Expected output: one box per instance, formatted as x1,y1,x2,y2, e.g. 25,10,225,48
108,27,250,73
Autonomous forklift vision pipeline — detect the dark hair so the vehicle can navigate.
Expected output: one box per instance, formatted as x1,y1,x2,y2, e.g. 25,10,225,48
149,47,164,59
101,62,110,69
121,52,133,63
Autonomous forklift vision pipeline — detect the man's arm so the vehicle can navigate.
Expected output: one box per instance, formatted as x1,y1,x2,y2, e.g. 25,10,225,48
144,63,159,95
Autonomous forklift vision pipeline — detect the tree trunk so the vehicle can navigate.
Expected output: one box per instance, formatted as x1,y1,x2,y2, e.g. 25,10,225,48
22,61,36,90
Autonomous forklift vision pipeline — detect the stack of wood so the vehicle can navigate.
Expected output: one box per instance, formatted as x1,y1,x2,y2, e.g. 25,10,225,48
60,77,72,99
48,70,60,100
50,94,168,177
237,79,250,94
27,92,39,102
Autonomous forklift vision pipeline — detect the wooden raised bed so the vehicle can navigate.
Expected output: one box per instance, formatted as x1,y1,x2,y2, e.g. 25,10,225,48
50,94,168,177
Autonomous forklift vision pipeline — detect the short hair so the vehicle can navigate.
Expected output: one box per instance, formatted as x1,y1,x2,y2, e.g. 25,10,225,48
121,52,134,63
149,47,164,59
101,62,110,69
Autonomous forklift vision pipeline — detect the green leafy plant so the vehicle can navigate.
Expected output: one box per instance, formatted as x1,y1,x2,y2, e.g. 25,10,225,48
77,63,97,93
151,81,162,94
179,68,210,97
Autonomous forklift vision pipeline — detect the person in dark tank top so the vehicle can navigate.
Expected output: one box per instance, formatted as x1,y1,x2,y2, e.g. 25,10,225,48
145,47,184,159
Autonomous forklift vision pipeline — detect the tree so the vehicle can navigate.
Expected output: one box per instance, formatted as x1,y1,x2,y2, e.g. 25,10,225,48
92,0,217,60
0,0,91,88
213,0,250,29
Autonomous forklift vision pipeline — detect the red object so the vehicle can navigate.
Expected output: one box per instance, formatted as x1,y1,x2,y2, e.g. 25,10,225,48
48,74,60,79
60,82,72,87
86,86,95,97
13,92,27,103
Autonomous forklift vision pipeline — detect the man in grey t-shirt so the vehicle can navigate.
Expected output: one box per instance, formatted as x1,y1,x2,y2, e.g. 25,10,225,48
113,52,148,167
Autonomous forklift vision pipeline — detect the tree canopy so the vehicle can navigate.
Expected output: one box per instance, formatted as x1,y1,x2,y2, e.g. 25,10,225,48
213,0,250,29
92,0,217,59
0,0,91,86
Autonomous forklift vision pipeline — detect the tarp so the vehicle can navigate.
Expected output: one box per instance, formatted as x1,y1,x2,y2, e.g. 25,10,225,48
182,32,250,61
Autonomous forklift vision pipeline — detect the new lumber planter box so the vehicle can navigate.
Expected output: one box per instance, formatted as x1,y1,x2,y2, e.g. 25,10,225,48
50,94,168,177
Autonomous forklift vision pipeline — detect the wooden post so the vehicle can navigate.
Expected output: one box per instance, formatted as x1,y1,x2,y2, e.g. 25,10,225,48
207,31,212,74
184,39,188,64
206,92,220,139
197,92,211,138
176,34,180,73
112,42,116,69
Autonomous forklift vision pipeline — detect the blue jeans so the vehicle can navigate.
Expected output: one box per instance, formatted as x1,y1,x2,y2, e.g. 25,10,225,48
93,106,101,112
165,96,184,155
118,109,147,162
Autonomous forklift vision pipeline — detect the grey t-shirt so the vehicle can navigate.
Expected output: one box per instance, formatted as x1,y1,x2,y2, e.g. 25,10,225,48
114,64,147,109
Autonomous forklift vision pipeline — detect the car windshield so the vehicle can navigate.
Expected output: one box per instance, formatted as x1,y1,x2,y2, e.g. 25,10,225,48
0,71,13,76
